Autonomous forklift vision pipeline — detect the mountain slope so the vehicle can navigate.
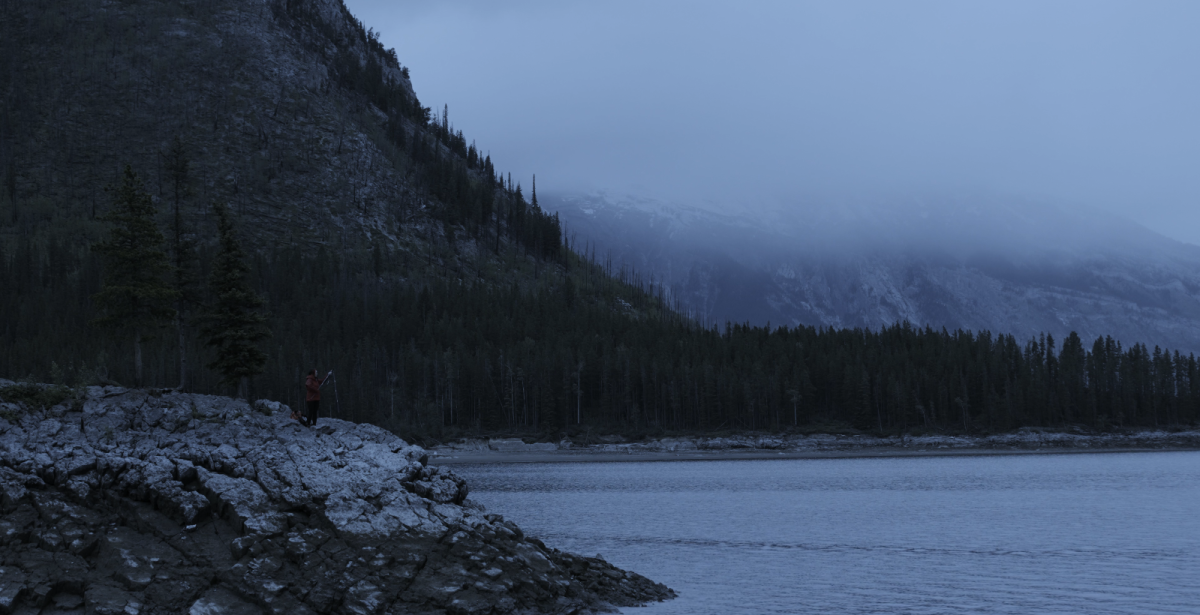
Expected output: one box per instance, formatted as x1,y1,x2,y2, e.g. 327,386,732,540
549,192,1200,354
4,0,402,244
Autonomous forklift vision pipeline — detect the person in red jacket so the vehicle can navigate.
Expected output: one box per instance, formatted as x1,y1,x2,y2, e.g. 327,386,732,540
305,368,331,427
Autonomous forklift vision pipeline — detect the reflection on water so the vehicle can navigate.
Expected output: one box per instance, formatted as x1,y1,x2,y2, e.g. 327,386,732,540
454,452,1200,615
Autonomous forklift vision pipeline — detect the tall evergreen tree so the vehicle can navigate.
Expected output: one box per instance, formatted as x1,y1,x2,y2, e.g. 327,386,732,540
164,136,202,390
201,202,270,399
91,165,177,387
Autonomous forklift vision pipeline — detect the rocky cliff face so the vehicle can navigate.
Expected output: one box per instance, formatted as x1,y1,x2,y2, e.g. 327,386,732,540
549,192,1200,354
0,381,673,614
1,0,434,248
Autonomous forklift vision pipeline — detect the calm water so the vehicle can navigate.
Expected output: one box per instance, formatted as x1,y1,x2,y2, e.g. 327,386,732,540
453,452,1200,614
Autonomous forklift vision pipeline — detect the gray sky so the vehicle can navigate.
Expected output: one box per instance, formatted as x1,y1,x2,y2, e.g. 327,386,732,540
344,0,1200,245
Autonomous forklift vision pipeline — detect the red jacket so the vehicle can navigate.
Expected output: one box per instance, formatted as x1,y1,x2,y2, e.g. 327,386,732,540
305,374,325,402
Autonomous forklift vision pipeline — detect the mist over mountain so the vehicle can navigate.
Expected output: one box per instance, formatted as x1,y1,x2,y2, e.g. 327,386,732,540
354,0,1200,247
549,192,1200,354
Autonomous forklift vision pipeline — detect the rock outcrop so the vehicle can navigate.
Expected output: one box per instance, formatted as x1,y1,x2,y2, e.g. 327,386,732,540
0,382,674,614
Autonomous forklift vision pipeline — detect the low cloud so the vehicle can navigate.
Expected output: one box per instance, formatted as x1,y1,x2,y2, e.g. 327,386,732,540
346,0,1200,245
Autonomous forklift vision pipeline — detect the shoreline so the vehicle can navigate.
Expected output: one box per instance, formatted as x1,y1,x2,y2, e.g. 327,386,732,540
430,431,1200,465
431,445,1200,465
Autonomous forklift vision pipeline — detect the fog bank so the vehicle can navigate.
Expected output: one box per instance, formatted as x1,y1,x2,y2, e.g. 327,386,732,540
345,0,1200,245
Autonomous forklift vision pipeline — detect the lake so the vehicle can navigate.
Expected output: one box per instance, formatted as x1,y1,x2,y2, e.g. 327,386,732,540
452,452,1200,614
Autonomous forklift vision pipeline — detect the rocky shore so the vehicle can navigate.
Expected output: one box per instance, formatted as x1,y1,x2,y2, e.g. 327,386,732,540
0,381,674,614
432,429,1200,464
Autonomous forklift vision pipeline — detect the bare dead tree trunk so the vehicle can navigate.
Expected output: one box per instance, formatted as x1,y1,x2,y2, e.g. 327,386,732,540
176,312,188,391
134,328,143,388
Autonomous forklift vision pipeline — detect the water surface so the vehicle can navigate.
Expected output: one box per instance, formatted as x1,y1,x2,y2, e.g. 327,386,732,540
454,452,1200,614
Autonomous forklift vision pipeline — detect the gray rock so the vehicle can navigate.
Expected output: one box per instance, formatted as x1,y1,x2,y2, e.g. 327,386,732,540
0,386,674,614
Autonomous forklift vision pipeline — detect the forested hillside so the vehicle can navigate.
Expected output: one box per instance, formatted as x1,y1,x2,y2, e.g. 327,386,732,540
2,0,1197,442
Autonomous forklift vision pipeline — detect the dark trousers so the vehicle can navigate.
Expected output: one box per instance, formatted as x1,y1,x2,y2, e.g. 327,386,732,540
306,400,320,426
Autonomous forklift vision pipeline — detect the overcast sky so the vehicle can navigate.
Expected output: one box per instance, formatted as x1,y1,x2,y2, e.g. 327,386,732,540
343,0,1200,245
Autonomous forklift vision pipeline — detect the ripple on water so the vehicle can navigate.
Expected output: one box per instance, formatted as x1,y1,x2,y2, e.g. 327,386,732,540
454,452,1200,615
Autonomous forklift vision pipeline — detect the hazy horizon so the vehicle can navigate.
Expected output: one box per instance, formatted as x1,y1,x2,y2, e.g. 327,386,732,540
344,0,1200,245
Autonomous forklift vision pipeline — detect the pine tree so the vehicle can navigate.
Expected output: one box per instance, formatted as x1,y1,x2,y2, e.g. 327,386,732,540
164,136,202,390
201,202,270,399
91,165,177,387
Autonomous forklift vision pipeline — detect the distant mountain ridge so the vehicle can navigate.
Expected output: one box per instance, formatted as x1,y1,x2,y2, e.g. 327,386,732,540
548,192,1200,354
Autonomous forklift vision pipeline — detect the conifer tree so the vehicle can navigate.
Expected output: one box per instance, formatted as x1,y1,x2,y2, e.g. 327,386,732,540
164,136,202,390
201,202,270,399
91,165,177,387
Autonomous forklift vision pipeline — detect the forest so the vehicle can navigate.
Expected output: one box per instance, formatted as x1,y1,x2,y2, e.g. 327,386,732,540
3,217,1199,443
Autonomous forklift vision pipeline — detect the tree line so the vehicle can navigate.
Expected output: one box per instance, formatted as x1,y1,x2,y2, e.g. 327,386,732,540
245,257,1200,439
